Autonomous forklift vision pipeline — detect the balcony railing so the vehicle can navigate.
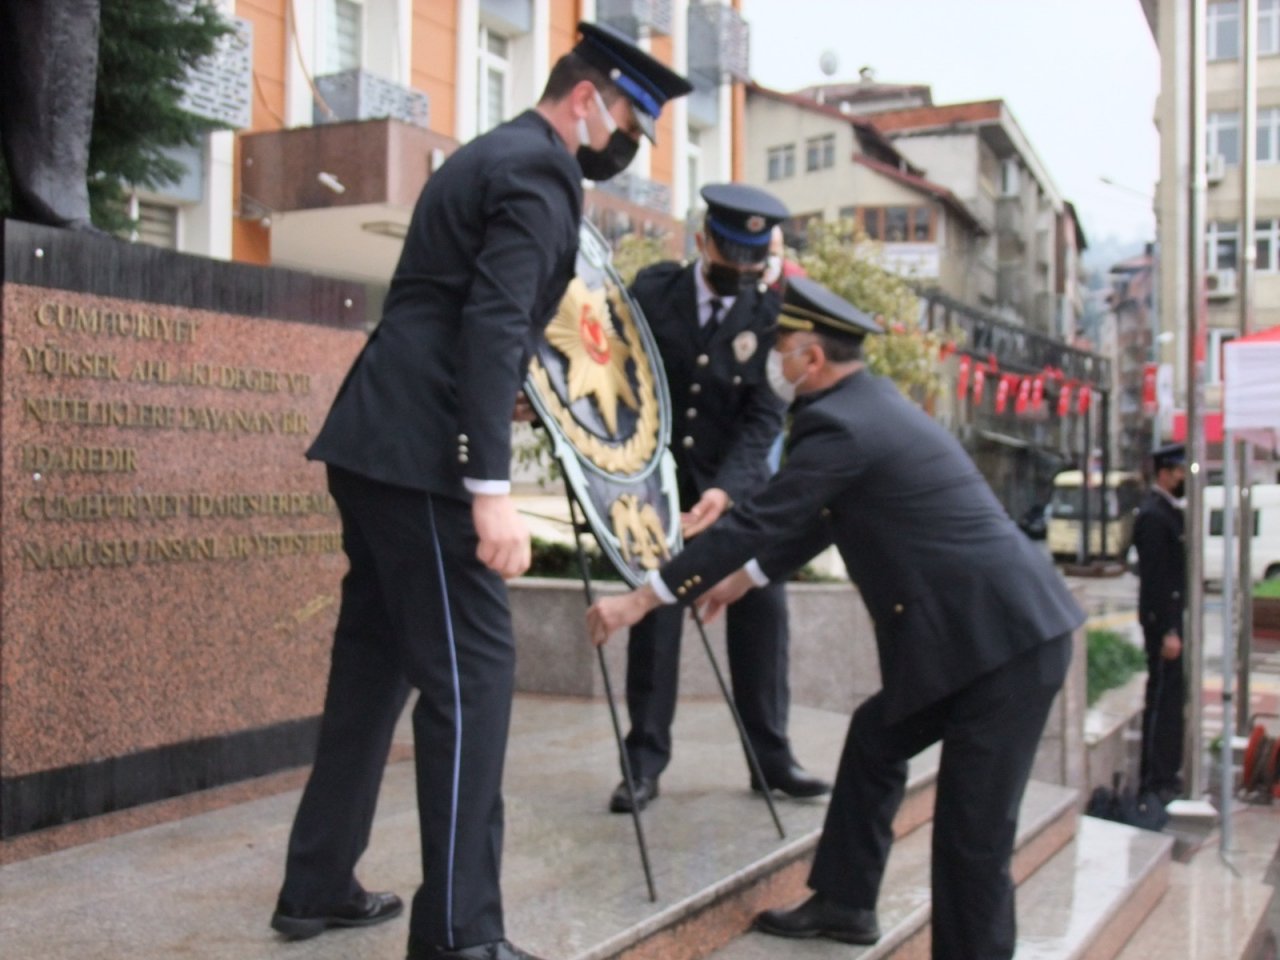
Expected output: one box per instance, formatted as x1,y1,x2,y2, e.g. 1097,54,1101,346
593,171,672,214
688,3,750,84
314,70,430,129
597,0,673,37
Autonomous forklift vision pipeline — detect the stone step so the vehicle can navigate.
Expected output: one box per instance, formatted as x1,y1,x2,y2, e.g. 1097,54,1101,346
0,697,921,960
1114,821,1276,960
701,779,1082,960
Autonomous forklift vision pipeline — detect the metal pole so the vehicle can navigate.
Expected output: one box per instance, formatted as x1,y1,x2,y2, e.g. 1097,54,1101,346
687,607,786,840
1185,0,1208,800
1081,408,1093,565
1238,449,1254,730
1237,0,1258,733
1101,389,1112,559
564,492,658,902
1220,433,1238,853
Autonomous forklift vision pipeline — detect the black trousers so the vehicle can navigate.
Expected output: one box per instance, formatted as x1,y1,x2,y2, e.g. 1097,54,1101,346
623,581,792,780
808,634,1071,960
279,467,513,950
1140,632,1185,796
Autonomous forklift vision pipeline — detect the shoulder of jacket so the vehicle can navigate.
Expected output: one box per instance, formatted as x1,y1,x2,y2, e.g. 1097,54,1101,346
630,261,689,301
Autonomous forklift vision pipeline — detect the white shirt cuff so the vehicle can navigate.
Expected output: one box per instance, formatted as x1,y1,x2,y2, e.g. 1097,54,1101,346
744,558,771,588
646,569,678,604
463,478,511,495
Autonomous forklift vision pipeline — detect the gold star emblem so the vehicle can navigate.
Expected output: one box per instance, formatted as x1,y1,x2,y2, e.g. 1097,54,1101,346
545,278,639,436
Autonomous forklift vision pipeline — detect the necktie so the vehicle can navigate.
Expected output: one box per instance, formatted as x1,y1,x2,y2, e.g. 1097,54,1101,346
699,298,722,349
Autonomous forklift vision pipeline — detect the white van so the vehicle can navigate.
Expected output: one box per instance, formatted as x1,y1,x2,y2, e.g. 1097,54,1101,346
1203,484,1280,583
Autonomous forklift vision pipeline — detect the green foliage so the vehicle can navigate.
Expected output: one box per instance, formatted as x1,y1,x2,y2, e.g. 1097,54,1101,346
1086,628,1146,706
0,0,232,232
798,220,958,403
1255,578,1280,598
611,232,672,286
527,537,623,581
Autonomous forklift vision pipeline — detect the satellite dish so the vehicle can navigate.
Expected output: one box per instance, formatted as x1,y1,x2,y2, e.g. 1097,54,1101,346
819,50,838,77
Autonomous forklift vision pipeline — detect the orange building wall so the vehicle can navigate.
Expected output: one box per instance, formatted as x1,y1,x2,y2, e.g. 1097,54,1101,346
549,0,580,61
412,1,458,138
233,0,289,264
648,34,674,189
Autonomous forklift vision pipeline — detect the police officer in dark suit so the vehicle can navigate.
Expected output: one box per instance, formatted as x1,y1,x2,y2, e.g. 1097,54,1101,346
588,276,1084,959
1132,442,1188,803
610,184,830,813
270,24,689,960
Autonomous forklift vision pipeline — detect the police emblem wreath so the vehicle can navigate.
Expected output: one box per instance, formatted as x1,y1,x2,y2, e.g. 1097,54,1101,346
525,221,682,586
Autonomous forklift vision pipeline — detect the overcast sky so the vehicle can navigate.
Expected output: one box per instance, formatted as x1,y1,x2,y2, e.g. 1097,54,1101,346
740,0,1160,250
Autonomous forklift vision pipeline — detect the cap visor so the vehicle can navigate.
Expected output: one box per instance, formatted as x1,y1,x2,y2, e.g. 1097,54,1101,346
635,109,656,143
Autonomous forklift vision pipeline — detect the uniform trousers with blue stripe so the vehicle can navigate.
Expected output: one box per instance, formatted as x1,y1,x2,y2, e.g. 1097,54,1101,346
279,465,513,950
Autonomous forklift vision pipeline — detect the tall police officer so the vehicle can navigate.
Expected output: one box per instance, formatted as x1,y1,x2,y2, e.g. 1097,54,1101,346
610,185,830,813
588,277,1084,959
270,24,689,960
1132,442,1188,803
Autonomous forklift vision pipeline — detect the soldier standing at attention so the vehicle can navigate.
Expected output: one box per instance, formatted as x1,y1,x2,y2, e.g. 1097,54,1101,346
1132,442,1188,804
609,184,831,814
270,23,689,960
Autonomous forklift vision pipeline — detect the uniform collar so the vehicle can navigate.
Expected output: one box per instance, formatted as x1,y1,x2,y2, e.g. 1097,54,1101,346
1152,484,1186,511
693,258,737,320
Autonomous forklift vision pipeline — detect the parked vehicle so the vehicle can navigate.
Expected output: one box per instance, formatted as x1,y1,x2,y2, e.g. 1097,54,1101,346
1046,470,1144,561
1017,503,1048,541
1203,484,1280,583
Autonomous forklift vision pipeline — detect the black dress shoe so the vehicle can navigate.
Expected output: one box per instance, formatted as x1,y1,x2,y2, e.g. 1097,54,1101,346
609,776,659,813
406,936,547,959
751,764,832,799
754,893,880,944
271,889,403,940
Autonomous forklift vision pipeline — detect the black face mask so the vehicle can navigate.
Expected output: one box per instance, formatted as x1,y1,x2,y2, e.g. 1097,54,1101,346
577,130,639,182
1172,480,1186,498
704,261,757,297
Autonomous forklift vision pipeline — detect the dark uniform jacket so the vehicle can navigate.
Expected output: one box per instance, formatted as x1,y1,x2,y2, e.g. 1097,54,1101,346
1132,489,1186,648
659,370,1084,723
630,262,786,510
308,110,582,499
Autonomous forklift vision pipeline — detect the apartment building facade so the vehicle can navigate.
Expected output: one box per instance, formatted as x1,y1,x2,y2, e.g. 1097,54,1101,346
1147,0,1280,473
141,0,750,289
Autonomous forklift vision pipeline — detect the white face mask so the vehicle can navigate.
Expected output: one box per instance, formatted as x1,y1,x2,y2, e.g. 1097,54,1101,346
766,347,807,404
762,254,783,286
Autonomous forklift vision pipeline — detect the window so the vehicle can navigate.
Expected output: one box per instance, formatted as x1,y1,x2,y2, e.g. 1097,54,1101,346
1208,110,1241,165
135,201,179,250
1210,508,1261,536
1262,0,1280,54
477,25,510,133
1258,218,1280,271
857,206,935,242
1207,220,1239,270
782,212,821,250
1208,328,1238,383
1000,158,1020,197
1259,108,1280,163
767,144,795,181
805,133,835,172
325,0,363,72
1209,1,1241,60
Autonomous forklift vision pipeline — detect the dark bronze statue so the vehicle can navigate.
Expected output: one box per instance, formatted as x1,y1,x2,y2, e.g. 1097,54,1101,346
0,0,101,229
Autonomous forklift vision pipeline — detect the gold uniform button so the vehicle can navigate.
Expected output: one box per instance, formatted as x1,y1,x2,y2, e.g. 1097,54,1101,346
458,454,469,464
690,383,702,395
692,575,702,584
893,603,904,614
677,586,687,597
819,507,831,519
682,436,695,448
686,408,697,419
732,375,742,385
696,354,710,367
458,434,469,443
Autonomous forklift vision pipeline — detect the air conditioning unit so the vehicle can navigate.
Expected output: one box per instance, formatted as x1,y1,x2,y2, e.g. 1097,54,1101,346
1206,268,1238,299
1206,153,1227,185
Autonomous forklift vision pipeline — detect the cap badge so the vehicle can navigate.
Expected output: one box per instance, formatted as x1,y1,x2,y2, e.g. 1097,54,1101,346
733,330,758,363
746,215,766,233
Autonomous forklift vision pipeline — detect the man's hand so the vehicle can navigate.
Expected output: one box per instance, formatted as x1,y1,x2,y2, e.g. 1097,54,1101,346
696,567,755,624
587,584,662,646
513,390,538,424
472,494,531,580
1161,632,1182,660
681,487,730,539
